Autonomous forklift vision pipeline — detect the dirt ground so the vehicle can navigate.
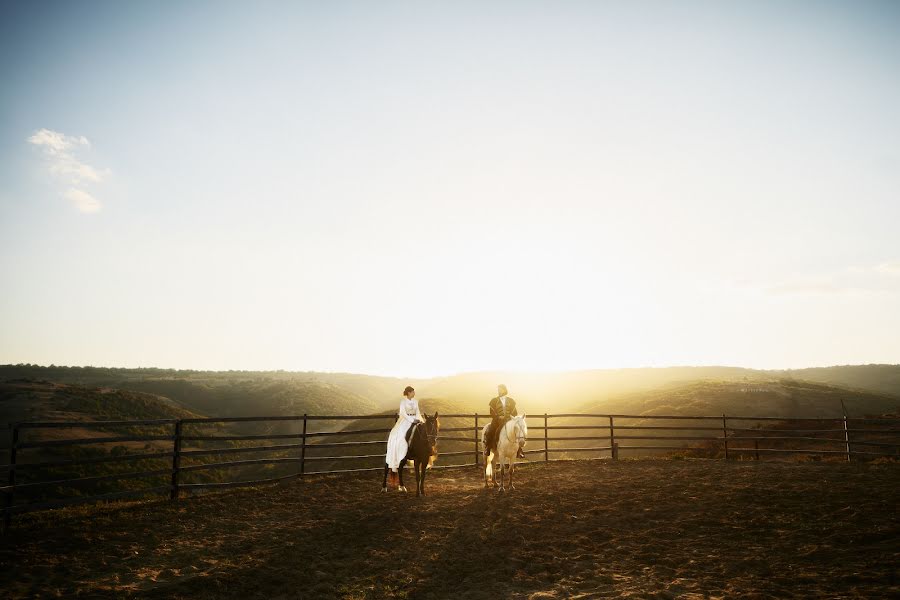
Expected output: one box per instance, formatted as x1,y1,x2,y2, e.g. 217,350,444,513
2,460,898,599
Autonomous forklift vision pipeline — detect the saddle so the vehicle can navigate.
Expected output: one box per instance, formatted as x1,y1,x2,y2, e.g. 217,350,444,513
405,421,419,444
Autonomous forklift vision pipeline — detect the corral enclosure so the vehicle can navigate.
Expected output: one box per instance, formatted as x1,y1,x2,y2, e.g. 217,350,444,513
1,460,898,599
3,411,899,521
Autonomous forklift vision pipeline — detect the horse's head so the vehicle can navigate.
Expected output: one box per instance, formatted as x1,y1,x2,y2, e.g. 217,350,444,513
423,411,440,443
513,414,527,448
423,412,440,468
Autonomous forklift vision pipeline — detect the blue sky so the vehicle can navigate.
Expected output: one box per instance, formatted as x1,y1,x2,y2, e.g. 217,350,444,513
1,0,899,376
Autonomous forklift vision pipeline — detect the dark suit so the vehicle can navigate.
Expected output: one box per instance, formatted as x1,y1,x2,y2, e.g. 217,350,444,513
486,396,517,452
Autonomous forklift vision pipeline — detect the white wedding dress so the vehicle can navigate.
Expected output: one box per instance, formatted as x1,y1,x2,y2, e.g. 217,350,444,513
385,397,423,472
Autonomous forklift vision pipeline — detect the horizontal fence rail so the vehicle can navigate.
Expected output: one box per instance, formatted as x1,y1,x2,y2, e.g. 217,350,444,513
2,410,899,532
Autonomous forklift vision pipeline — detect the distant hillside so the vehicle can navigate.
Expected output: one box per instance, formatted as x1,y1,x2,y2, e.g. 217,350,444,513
3,363,900,423
0,379,201,447
574,378,900,419
0,365,386,418
772,364,900,398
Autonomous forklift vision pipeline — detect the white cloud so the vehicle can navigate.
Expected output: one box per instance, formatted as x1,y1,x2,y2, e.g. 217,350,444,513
27,128,90,155
64,188,101,213
28,128,109,212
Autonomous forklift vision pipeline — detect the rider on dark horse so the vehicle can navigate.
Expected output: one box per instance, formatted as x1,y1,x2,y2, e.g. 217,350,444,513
484,384,527,459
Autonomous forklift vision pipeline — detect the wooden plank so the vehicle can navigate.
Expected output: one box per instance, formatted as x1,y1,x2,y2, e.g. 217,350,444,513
3,425,17,532
616,445,708,451
545,425,612,430
612,425,722,431
304,466,388,475
842,402,851,463
609,416,616,461
544,414,549,462
613,435,724,441
181,416,307,424
303,454,385,462
723,415,729,460
1,468,173,492
306,415,398,421
728,447,893,456
726,427,880,433
180,473,304,490
171,420,182,501
474,413,479,467
16,419,177,429
18,435,174,449
545,436,623,442
304,428,393,437
5,451,174,471
300,414,307,476
432,426,474,433
546,446,613,452
725,436,857,443
180,433,305,442
179,457,304,472
554,414,724,420
180,443,304,458
305,440,387,449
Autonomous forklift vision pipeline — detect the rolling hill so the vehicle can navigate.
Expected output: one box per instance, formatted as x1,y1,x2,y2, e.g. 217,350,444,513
3,363,900,421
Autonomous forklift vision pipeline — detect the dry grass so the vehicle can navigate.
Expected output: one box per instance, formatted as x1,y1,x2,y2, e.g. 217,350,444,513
2,460,898,599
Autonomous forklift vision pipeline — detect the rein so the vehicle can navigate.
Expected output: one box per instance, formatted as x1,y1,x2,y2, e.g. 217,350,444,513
504,418,526,447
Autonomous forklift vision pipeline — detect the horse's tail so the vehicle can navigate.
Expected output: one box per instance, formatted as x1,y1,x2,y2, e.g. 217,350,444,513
485,451,494,478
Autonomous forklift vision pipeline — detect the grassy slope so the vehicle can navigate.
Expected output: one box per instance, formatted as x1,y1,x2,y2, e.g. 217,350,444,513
574,377,900,419
4,363,900,420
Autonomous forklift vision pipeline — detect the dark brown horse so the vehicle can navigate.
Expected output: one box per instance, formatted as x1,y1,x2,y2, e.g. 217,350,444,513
382,412,439,496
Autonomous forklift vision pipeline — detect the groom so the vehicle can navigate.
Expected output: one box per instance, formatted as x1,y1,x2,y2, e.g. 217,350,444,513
484,384,527,459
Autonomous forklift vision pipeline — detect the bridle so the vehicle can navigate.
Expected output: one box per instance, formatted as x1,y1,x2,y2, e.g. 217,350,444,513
506,417,527,448
425,416,439,447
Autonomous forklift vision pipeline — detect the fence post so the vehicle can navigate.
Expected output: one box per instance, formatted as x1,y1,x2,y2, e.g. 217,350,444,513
754,440,759,461
170,420,182,501
300,414,308,475
841,401,851,463
609,415,617,460
544,413,549,462
3,424,18,533
474,413,479,466
722,415,729,460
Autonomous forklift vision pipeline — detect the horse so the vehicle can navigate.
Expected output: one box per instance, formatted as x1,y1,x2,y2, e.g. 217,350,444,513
482,414,527,492
382,412,440,496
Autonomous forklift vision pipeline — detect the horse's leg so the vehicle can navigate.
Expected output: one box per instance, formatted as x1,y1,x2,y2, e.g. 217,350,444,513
509,463,516,490
492,453,497,486
383,463,390,492
398,459,407,492
414,460,421,497
420,459,427,496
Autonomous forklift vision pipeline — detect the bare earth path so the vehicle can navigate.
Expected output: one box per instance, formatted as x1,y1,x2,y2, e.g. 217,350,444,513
2,460,898,599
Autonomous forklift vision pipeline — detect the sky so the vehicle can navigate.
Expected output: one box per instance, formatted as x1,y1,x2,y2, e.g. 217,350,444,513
1,0,899,377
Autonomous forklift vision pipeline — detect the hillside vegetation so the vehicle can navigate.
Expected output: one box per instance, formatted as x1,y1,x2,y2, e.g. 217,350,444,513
4,363,900,420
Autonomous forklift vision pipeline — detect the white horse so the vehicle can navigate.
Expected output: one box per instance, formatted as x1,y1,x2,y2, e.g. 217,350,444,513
482,414,527,492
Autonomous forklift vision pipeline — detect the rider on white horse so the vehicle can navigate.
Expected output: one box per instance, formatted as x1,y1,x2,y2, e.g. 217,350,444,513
484,384,526,460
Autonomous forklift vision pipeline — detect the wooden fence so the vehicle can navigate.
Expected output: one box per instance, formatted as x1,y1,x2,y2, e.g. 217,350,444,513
2,412,899,531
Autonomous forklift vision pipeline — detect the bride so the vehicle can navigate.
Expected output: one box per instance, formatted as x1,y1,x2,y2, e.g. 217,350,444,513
385,386,424,473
